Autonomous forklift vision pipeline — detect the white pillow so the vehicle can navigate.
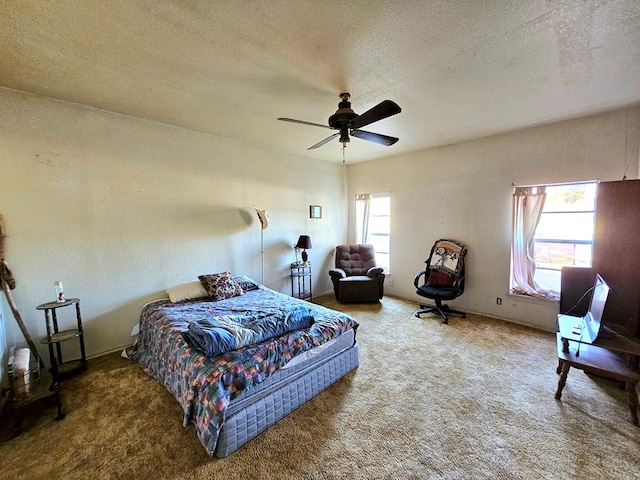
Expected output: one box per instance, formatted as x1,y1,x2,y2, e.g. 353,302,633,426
166,281,208,303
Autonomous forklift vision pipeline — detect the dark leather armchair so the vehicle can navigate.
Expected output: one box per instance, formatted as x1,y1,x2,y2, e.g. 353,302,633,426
329,244,385,302
414,239,467,324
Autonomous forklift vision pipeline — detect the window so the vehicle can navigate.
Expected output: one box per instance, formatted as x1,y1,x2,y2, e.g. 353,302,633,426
510,181,597,300
355,192,390,272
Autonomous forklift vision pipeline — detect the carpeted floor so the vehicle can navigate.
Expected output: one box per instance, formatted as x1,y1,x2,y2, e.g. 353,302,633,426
1,294,639,479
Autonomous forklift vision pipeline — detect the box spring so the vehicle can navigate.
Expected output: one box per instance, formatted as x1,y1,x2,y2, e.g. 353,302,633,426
215,330,358,457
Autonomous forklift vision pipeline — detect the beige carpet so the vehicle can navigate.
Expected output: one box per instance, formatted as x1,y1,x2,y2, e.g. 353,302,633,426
1,294,639,479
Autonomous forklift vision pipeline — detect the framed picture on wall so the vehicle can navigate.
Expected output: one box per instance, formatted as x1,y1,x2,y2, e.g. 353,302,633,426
310,205,322,219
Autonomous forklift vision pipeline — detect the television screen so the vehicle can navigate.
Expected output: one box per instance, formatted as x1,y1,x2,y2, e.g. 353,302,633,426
583,273,611,343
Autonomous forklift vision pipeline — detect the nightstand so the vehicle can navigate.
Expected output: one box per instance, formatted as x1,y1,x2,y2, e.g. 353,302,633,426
291,263,312,301
2,369,65,437
37,298,87,381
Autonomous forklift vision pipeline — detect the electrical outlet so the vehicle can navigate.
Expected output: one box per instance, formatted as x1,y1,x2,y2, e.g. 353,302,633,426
496,297,502,305
387,279,393,286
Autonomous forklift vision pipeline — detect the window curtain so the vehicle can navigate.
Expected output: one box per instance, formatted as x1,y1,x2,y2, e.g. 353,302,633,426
511,186,551,298
355,193,370,244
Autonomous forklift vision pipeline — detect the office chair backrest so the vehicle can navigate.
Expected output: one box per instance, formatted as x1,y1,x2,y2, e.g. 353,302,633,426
425,239,466,288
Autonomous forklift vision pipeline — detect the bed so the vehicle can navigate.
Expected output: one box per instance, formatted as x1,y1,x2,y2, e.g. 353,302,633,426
127,275,359,457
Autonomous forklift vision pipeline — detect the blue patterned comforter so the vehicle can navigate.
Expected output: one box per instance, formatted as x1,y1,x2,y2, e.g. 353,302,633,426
128,286,358,456
182,304,314,358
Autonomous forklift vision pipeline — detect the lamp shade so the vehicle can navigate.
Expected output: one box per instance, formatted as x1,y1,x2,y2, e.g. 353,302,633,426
295,235,312,250
254,208,269,230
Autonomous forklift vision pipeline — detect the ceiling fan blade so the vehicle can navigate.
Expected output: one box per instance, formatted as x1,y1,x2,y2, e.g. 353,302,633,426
308,133,340,150
278,118,330,129
350,100,401,130
351,129,399,146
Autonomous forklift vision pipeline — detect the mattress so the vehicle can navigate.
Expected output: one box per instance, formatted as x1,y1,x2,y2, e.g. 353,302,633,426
226,328,355,411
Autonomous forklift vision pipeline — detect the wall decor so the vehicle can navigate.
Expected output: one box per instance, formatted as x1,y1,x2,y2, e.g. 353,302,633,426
310,205,322,219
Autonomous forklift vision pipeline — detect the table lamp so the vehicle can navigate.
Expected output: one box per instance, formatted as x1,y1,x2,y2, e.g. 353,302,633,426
295,235,312,265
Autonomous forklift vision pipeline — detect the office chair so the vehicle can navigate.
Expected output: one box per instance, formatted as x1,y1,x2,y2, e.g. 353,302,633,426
414,239,467,324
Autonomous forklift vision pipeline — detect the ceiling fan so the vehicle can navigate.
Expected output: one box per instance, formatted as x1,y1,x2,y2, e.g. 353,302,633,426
278,93,401,151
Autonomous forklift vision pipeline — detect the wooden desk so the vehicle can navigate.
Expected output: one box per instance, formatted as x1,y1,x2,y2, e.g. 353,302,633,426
555,333,640,425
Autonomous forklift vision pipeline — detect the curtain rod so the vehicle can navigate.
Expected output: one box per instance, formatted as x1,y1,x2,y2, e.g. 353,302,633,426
512,180,598,188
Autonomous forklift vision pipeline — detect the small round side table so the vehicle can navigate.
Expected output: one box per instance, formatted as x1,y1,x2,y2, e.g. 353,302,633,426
37,298,87,381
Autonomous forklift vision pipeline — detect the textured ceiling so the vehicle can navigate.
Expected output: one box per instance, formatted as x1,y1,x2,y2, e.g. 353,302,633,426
1,1,639,163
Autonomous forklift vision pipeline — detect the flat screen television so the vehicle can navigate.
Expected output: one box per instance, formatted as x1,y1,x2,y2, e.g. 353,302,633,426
582,273,611,343
557,273,611,343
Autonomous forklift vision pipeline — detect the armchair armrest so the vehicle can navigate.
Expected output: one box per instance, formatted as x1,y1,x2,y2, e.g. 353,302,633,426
329,268,347,279
367,267,384,278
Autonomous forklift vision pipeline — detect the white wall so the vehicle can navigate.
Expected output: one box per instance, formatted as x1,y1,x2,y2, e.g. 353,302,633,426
347,106,640,331
0,88,348,367
1,84,637,382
